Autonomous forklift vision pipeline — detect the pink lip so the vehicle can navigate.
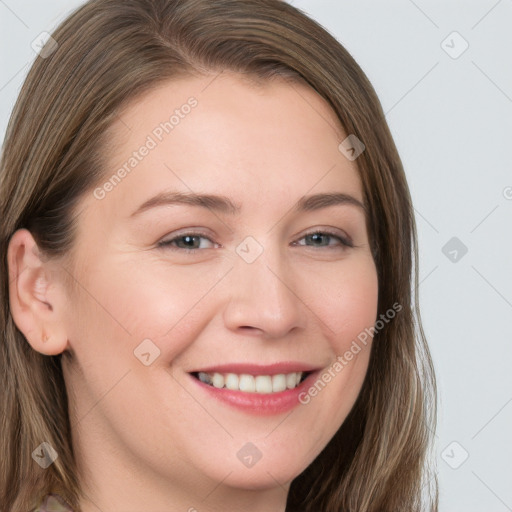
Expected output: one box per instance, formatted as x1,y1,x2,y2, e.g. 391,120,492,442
188,369,320,416
190,362,320,376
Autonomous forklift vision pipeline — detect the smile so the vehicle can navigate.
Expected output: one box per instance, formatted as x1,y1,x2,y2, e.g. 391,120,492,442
194,371,308,394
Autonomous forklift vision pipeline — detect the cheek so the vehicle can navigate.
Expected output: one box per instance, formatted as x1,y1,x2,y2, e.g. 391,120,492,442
295,255,377,411
70,256,232,363
301,254,379,348
289,258,378,448
70,250,378,375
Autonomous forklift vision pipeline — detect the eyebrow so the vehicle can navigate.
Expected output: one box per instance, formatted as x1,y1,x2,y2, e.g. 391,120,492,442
130,190,365,217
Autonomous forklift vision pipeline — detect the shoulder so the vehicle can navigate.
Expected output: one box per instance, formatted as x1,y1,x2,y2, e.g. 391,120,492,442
31,494,74,512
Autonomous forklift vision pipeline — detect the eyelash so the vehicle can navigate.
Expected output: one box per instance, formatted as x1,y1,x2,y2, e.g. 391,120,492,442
157,229,354,253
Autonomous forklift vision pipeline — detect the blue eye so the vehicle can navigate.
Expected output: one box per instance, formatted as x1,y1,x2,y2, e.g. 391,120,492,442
158,230,353,253
295,231,353,249
158,233,216,252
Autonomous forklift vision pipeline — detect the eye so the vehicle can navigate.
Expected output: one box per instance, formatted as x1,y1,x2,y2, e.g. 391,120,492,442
294,230,353,249
157,232,217,252
157,229,353,253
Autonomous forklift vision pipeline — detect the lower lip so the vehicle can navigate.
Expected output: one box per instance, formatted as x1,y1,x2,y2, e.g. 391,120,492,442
189,372,319,416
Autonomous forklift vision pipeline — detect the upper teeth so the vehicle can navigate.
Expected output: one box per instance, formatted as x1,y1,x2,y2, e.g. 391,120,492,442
197,372,304,394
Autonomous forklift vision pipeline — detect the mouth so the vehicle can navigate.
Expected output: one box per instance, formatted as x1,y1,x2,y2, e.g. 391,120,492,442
191,370,311,394
187,362,321,415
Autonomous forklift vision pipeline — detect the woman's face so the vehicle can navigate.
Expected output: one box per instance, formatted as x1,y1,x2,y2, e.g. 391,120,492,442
60,73,378,505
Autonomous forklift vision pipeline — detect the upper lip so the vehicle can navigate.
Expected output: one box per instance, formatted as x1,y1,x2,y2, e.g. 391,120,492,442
189,362,321,376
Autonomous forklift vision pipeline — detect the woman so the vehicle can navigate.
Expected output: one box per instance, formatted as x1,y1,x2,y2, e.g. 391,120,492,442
0,0,438,510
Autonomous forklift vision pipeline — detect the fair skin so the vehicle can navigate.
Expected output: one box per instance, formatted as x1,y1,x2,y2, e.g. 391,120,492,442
8,73,378,512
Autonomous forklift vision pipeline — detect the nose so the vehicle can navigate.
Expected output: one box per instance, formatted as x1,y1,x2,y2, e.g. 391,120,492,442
222,244,307,339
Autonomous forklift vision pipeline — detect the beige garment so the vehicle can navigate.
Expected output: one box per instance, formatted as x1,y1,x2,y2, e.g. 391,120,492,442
32,494,73,512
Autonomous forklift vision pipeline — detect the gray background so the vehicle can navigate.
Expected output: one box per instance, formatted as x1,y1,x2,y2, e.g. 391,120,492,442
1,1,511,510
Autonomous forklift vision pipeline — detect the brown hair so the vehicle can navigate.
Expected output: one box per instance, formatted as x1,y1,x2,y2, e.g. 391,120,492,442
0,0,438,510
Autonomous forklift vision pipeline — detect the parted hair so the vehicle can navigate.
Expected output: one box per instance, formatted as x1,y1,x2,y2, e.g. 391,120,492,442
0,1,438,510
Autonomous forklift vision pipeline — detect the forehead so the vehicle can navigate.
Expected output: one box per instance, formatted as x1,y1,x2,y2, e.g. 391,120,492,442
88,72,363,221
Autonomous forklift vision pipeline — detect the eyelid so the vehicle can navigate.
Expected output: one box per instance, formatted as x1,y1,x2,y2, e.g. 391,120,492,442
295,227,354,248
293,228,357,250
157,226,354,252
157,229,217,250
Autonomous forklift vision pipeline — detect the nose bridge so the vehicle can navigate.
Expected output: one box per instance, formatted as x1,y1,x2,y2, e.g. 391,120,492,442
223,238,306,337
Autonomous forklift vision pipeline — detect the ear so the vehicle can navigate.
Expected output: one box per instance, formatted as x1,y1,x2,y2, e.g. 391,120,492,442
7,229,70,356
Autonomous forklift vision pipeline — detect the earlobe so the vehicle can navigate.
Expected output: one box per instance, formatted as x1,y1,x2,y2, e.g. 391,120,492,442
7,229,69,356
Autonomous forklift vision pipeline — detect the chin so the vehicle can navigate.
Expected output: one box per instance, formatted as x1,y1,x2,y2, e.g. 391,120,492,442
219,467,297,491
195,449,308,492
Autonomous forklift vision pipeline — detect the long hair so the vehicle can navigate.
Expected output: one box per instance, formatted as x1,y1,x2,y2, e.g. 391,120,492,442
0,1,438,510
